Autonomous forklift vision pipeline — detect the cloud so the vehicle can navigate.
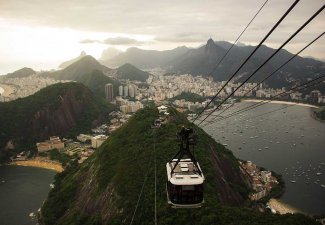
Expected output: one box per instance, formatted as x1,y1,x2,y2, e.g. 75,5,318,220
103,37,143,45
80,36,144,45
155,32,211,43
79,39,100,44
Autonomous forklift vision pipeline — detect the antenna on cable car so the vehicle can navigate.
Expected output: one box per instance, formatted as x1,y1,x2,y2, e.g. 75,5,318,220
170,127,202,176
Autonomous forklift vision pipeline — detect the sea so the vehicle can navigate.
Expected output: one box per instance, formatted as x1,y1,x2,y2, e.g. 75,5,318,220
203,102,325,215
0,165,56,225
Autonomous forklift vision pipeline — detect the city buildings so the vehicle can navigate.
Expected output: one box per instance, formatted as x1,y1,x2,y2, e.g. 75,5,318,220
105,83,114,102
91,135,108,148
36,136,65,152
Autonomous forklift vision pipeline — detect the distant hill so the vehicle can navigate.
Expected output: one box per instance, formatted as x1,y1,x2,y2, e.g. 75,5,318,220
4,67,36,78
43,55,121,98
106,39,325,89
59,51,87,69
0,82,115,163
102,46,189,69
100,47,122,61
77,70,121,97
40,107,318,225
116,63,150,82
54,55,112,81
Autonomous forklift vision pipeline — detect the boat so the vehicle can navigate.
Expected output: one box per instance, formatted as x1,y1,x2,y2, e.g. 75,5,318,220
291,180,296,183
316,172,322,176
258,149,262,151
223,144,228,146
264,147,269,149
321,185,325,188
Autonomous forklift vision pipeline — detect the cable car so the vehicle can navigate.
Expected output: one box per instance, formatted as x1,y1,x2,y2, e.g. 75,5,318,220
166,127,205,208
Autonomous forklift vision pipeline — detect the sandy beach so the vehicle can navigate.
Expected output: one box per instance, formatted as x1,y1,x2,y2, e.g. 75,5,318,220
243,99,319,109
268,198,302,215
10,157,63,172
0,83,16,97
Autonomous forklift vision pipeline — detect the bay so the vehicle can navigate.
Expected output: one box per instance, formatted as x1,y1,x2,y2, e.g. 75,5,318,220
204,102,325,215
0,165,56,225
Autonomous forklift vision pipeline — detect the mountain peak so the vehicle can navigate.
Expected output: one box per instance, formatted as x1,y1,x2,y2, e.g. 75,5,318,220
205,38,217,55
80,51,87,57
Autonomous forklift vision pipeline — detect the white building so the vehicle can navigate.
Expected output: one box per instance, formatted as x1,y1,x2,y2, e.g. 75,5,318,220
91,135,108,148
119,85,123,96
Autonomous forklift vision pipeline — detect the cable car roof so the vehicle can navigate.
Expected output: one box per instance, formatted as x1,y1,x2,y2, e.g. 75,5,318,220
167,159,204,185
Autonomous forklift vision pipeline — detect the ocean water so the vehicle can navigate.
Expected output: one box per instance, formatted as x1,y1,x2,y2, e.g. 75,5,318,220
0,165,56,225
203,102,325,215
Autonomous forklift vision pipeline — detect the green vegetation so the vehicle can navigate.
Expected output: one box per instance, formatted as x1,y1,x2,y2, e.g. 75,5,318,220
0,82,115,163
171,92,206,103
41,107,319,225
74,70,121,98
48,149,72,166
117,63,150,82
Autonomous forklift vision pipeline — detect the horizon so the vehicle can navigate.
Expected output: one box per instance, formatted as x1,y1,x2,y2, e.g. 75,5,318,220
0,0,324,74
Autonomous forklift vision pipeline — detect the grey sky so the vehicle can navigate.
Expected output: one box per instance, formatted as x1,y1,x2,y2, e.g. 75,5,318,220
0,0,324,73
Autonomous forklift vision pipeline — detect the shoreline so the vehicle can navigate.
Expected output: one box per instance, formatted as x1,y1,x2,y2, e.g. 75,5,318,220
268,198,304,215
0,83,15,97
8,158,63,172
242,99,319,109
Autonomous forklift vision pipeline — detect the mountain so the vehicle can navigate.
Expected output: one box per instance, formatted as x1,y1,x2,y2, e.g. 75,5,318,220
106,39,325,89
77,70,121,97
0,82,115,163
40,107,318,225
168,39,325,88
116,63,150,82
54,55,112,81
100,47,122,61
4,67,36,78
45,55,121,98
102,46,189,69
59,51,87,69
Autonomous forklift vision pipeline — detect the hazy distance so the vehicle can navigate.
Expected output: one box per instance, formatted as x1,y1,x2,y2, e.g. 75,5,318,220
0,0,324,74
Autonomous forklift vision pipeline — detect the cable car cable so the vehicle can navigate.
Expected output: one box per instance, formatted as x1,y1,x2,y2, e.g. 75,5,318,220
192,0,300,123
197,4,325,126
205,0,269,82
203,74,325,126
210,31,325,120
202,75,325,126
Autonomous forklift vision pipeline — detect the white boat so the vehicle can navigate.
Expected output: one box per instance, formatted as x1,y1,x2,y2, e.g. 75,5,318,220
321,185,325,188
316,172,322,176
223,144,228,146
291,180,296,183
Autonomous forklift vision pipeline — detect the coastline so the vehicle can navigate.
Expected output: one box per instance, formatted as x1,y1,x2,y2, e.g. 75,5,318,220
0,83,15,97
242,99,319,109
9,158,63,172
268,198,303,215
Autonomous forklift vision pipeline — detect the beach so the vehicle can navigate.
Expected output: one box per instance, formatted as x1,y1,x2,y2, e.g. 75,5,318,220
268,198,302,215
242,99,319,109
9,157,63,172
0,83,16,97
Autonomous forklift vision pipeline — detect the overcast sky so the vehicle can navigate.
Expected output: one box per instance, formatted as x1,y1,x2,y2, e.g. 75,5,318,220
0,0,324,74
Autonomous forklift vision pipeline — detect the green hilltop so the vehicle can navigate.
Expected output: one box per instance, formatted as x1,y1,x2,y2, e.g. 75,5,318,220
0,82,115,163
40,107,318,225
117,63,150,82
